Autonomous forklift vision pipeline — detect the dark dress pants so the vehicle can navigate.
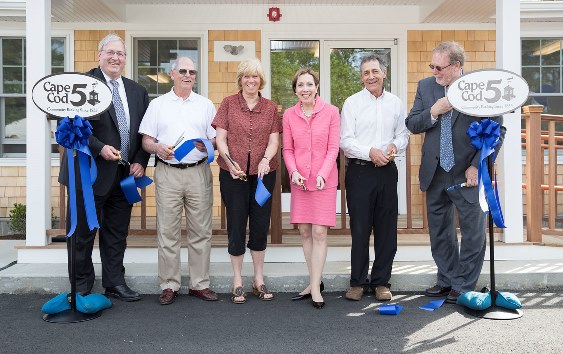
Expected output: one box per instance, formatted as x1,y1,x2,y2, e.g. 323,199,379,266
66,165,132,293
345,161,398,289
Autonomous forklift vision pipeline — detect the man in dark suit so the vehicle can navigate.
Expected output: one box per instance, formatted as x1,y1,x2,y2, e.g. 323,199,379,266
405,41,504,304
58,33,150,301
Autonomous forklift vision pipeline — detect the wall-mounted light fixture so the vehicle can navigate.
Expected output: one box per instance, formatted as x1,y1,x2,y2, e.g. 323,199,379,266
224,45,244,55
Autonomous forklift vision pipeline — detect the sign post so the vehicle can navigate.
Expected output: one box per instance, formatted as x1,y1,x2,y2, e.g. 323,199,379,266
33,73,112,323
447,69,527,320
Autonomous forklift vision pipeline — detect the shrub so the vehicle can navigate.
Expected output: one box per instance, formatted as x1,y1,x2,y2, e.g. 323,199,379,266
7,203,26,235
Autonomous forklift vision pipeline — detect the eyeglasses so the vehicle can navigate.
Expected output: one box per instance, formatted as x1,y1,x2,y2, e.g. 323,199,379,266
429,63,453,72
102,50,126,58
178,69,198,76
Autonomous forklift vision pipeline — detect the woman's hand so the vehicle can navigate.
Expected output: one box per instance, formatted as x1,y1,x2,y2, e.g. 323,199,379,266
228,160,246,180
291,170,306,187
316,175,325,190
258,158,270,179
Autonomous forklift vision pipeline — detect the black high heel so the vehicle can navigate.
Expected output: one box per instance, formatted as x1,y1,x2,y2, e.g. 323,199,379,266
312,299,325,309
291,281,324,301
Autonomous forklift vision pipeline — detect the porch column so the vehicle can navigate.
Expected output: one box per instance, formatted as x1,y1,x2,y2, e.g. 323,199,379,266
496,0,524,243
25,0,51,246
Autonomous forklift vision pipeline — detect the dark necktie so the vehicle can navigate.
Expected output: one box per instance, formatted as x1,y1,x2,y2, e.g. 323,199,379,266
439,110,454,172
110,80,129,161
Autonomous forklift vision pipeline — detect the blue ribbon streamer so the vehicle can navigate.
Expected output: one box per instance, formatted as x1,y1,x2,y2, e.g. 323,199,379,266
467,119,506,228
379,304,403,315
173,138,215,163
255,177,272,207
120,175,153,204
419,298,446,311
55,116,99,237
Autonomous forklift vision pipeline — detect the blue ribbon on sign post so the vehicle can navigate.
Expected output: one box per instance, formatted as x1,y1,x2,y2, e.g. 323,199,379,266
467,119,506,228
55,116,99,237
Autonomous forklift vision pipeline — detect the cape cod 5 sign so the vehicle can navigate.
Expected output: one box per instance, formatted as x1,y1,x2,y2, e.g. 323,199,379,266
32,72,112,119
447,69,529,117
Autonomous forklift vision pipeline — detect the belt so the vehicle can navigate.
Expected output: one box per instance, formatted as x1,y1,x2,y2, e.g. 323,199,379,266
348,158,376,167
157,157,207,169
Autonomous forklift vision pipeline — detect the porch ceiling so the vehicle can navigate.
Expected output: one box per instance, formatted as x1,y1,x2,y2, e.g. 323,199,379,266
2,0,562,23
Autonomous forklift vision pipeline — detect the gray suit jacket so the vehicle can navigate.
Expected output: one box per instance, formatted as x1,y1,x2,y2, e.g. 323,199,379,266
405,76,505,203
58,67,150,196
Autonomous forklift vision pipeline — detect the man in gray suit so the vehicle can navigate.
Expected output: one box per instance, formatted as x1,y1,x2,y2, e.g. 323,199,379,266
405,41,504,304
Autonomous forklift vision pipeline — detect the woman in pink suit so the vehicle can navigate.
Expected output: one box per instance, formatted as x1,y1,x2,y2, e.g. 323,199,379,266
282,68,340,309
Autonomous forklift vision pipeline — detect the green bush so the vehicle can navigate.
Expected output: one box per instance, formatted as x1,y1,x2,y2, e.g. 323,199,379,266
7,203,59,235
7,203,26,235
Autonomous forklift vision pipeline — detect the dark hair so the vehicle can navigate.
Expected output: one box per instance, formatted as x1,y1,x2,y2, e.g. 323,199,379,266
360,54,387,72
291,68,320,93
433,41,466,66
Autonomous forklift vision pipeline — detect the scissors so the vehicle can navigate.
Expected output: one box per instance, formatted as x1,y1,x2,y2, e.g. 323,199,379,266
115,151,130,167
224,153,247,181
170,134,184,150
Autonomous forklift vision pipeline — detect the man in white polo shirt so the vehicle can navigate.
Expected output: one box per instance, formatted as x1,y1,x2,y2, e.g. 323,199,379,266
139,56,217,305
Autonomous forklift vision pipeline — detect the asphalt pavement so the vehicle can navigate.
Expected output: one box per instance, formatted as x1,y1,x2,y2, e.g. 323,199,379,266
1,291,562,353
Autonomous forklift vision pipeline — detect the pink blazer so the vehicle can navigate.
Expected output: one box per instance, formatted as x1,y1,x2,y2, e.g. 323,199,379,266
282,97,340,190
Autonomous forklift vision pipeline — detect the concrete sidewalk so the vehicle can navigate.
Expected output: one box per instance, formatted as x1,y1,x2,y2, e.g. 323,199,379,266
2,238,563,294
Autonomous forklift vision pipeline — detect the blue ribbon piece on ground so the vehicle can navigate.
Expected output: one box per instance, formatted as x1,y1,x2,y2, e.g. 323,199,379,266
467,119,506,228
120,175,153,204
173,138,215,163
379,304,403,315
55,116,99,237
419,298,446,311
255,177,272,206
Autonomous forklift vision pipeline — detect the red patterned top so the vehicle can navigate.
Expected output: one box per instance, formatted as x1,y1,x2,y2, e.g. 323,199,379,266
212,91,282,175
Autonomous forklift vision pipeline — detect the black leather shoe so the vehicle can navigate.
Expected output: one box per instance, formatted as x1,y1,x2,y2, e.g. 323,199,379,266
446,289,462,304
291,281,324,301
312,299,325,309
105,284,142,302
425,284,451,297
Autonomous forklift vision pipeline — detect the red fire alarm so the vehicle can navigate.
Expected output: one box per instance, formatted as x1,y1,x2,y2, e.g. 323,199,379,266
267,7,282,22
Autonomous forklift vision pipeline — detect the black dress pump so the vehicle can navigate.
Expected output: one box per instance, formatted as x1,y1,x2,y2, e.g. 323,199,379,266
291,281,324,301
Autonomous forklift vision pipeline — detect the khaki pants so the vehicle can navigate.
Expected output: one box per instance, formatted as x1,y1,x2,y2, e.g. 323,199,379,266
154,162,213,291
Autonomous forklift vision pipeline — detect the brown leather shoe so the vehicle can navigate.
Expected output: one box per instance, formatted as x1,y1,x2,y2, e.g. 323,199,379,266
446,289,461,304
375,286,393,301
345,286,364,301
425,284,452,297
188,288,218,301
159,288,178,305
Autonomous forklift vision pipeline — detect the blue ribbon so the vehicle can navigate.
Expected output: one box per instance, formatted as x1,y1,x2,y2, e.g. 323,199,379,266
419,298,446,311
467,119,506,228
255,177,272,207
120,175,153,204
55,116,99,237
379,304,403,315
173,138,214,163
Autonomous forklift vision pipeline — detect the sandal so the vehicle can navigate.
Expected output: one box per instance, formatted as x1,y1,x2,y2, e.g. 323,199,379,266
231,286,246,304
253,283,274,301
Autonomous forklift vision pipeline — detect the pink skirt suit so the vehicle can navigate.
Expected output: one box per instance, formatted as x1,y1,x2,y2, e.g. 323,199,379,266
282,97,341,227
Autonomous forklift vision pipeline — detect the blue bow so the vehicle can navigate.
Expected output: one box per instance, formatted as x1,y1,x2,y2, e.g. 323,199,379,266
56,116,99,237
467,119,506,228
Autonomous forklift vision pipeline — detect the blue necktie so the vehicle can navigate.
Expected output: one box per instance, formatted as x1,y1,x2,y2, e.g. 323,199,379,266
110,80,129,161
439,110,454,172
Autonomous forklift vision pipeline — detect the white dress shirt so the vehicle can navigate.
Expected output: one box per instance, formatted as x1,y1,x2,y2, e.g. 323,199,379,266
340,88,410,160
102,72,130,129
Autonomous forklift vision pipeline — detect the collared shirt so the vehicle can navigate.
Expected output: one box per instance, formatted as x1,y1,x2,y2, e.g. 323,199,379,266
340,88,410,160
139,88,217,164
101,72,130,129
212,91,282,175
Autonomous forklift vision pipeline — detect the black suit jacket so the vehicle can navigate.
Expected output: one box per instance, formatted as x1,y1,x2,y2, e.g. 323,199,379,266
58,67,150,196
405,76,505,203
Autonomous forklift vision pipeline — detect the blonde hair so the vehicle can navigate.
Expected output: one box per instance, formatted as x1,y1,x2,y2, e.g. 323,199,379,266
236,58,266,91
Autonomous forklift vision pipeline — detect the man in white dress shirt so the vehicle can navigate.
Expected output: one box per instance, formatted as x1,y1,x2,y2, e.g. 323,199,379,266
340,54,410,302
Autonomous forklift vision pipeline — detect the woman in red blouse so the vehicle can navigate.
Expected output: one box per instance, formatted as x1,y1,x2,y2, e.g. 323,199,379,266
282,68,340,309
213,58,281,304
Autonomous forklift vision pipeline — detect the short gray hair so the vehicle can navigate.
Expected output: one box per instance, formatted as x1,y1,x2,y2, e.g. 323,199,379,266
360,54,387,72
433,41,466,66
171,57,196,71
98,33,125,52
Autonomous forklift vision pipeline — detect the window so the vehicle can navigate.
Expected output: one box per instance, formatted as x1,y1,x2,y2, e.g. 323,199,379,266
133,38,200,99
522,39,563,115
0,37,66,157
